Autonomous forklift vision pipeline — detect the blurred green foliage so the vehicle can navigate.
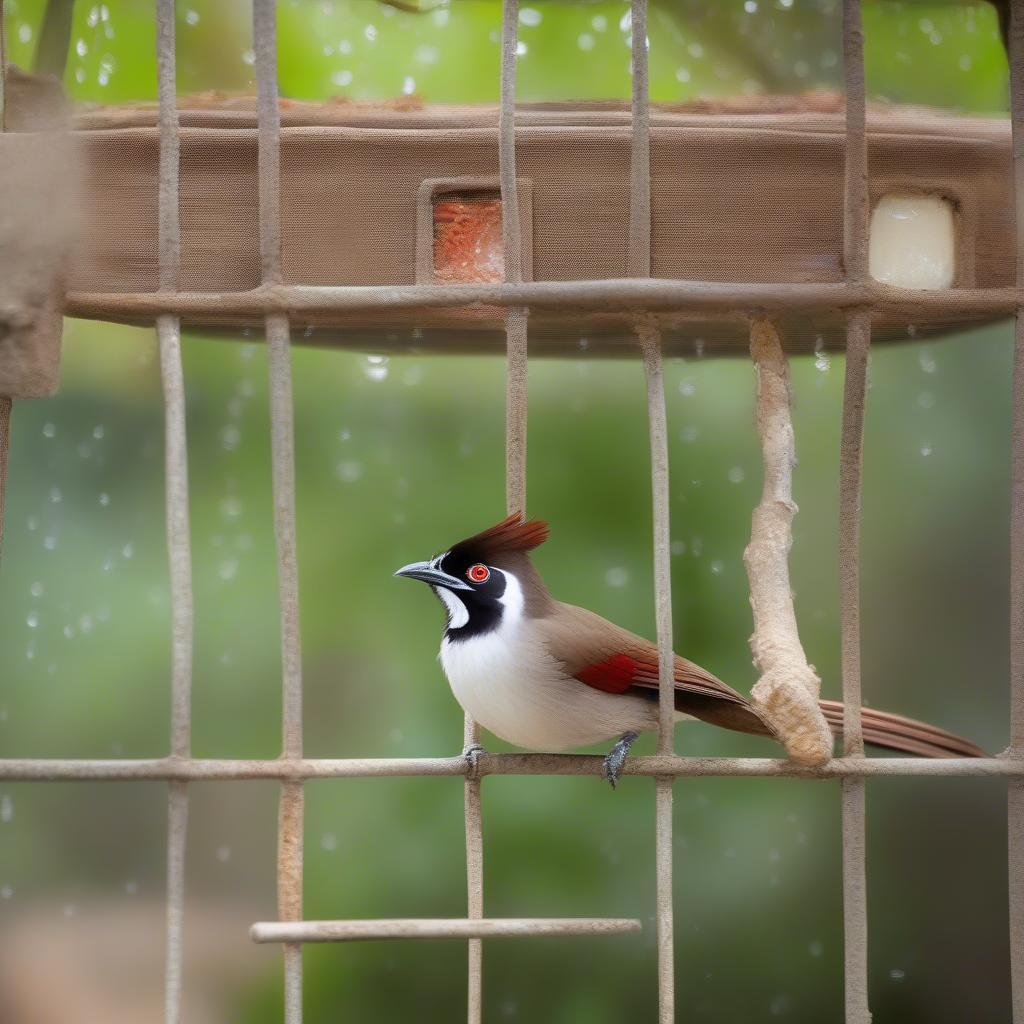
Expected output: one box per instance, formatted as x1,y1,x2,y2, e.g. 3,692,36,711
0,1,1016,1022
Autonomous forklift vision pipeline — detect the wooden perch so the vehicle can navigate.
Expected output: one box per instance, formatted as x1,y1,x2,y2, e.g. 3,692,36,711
743,319,832,766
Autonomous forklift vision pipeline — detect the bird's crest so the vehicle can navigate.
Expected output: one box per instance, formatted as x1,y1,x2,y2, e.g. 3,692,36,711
447,513,549,565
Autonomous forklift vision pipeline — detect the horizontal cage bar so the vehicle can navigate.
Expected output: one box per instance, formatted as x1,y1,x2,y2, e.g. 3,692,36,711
250,918,643,944
65,281,1020,320
0,754,1017,781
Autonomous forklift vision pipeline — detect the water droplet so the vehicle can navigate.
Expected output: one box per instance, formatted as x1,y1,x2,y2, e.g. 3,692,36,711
890,968,906,981
336,460,364,483
241,48,255,65
687,41,704,58
920,442,933,457
30,582,43,598
363,23,377,41
0,795,12,823
680,424,700,444
516,40,528,57
402,75,416,95
98,492,110,507
218,560,239,582
917,391,935,410
321,833,338,852
221,425,241,450
364,355,389,381
675,66,691,83
769,993,793,1015
519,7,541,26
184,8,199,25
49,487,62,504
728,466,745,484
26,612,38,629
918,349,937,373
43,535,57,551
679,379,696,397
592,14,607,31
671,540,687,556
415,44,439,64
76,38,88,57
220,496,243,519
122,542,134,559
710,560,724,575
578,33,595,51
605,567,630,588
744,0,758,12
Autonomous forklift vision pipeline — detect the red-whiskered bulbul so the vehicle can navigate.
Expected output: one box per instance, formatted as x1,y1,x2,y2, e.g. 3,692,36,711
396,514,984,785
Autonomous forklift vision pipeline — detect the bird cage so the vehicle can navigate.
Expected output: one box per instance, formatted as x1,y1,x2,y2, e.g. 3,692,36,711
1,2,1023,1024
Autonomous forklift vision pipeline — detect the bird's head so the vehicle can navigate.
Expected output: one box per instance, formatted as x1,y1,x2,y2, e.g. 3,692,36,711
394,513,552,641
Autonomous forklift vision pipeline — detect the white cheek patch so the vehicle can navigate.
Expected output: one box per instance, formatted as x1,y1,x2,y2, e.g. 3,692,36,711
434,586,469,629
497,571,524,625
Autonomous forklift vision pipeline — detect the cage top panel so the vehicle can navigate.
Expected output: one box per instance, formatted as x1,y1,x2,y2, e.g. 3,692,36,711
63,96,1011,356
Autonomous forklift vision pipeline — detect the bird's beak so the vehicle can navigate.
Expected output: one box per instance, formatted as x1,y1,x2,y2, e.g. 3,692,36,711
394,560,472,591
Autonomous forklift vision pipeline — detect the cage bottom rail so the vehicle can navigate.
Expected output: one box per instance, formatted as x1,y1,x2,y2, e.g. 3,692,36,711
250,918,643,944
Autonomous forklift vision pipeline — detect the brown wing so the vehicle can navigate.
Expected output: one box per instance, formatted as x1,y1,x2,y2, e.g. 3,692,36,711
539,602,985,757
539,602,774,738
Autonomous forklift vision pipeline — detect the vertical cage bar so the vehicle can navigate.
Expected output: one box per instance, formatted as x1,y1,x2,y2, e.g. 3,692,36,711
156,3,193,1023
254,1,304,1021
630,1,674,1020
500,0,527,515
0,0,10,562
839,2,870,1022
0,395,9,559
1008,4,1024,1021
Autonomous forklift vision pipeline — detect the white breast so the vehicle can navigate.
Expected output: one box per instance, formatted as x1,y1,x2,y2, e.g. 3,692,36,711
440,620,659,751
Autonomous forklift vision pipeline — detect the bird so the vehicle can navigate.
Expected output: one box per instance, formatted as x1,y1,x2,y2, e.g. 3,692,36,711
395,513,985,786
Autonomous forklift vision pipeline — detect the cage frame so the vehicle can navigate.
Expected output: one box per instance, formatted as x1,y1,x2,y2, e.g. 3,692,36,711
0,2,1021,1023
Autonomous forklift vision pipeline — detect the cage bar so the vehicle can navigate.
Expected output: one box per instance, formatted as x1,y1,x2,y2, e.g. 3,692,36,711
250,919,643,943
63,281,1024,322
154,3,193,1023
839,2,871,1022
1009,3,1024,1022
252,1,305,1021
0,753,1020,782
0,0,10,562
628,0,676,1018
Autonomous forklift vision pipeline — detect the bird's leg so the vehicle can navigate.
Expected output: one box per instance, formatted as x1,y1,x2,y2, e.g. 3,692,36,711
463,742,487,780
602,731,639,789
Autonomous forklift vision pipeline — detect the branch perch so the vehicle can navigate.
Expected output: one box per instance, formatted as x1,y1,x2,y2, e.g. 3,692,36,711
743,319,832,766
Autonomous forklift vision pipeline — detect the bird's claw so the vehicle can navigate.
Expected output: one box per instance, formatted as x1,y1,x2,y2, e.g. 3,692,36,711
602,731,639,790
463,743,487,780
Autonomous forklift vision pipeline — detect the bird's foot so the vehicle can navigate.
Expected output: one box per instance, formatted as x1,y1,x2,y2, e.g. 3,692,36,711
463,743,488,780
602,731,639,790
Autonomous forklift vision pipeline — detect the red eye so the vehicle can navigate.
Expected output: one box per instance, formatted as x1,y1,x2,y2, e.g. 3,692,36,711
467,564,490,583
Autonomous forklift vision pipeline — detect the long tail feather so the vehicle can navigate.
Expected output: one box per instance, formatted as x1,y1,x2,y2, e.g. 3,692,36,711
818,700,985,758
